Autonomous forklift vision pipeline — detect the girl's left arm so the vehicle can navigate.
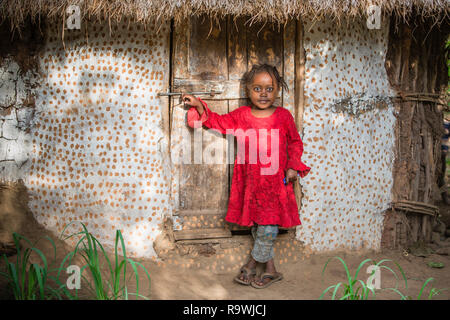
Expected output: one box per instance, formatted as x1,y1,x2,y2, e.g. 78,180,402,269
286,112,311,178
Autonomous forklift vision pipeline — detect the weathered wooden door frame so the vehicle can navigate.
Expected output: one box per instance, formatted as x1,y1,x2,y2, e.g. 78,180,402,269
164,17,306,240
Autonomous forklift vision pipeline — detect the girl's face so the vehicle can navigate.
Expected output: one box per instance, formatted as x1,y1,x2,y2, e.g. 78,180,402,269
247,72,279,110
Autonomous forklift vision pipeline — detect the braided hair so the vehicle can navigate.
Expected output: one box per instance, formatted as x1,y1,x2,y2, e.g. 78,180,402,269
242,64,289,94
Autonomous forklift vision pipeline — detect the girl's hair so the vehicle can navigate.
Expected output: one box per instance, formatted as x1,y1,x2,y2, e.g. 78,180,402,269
242,64,289,92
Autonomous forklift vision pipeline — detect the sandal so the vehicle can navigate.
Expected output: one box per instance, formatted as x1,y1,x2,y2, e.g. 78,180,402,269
234,266,257,285
251,272,283,289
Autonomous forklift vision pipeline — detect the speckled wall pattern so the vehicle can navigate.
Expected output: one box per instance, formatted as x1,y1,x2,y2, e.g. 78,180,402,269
297,15,396,251
26,19,171,259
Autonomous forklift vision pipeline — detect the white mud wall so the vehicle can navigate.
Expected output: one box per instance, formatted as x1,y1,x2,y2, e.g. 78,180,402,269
12,19,171,259
0,58,38,180
297,15,396,251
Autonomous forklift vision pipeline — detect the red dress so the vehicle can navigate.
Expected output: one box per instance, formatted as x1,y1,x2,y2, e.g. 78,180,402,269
187,99,311,228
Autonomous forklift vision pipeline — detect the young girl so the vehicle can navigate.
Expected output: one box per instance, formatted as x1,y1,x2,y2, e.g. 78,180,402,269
182,64,311,289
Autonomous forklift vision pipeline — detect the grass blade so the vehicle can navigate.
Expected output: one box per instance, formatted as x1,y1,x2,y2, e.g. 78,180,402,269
319,284,337,299
417,278,434,300
331,283,343,300
354,258,373,280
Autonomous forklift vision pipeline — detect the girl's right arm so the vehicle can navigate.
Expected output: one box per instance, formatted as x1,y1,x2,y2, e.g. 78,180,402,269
182,94,205,115
183,94,239,134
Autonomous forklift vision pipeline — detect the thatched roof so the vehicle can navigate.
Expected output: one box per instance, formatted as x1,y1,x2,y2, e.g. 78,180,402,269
1,0,449,29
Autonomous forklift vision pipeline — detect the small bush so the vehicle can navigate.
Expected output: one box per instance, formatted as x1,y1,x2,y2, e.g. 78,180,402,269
0,233,64,300
57,222,151,300
320,256,448,300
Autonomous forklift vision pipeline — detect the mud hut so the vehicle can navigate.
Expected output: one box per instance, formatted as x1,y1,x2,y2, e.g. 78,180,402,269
0,1,449,264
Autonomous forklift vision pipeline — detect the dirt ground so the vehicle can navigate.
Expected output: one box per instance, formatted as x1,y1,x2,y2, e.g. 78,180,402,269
1,204,450,301
1,168,450,300
145,243,450,300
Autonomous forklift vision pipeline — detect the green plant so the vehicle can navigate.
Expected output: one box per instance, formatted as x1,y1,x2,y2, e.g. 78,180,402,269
58,222,151,300
401,277,449,300
319,256,407,300
0,233,63,300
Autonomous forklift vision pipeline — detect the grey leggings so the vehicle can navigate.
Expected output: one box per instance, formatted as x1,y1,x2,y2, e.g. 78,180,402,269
250,224,279,263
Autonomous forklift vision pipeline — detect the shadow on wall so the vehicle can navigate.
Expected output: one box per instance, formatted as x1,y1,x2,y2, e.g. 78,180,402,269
0,180,33,255
0,17,45,75
0,18,48,256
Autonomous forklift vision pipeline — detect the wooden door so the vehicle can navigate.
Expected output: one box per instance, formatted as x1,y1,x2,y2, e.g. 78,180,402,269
169,16,296,240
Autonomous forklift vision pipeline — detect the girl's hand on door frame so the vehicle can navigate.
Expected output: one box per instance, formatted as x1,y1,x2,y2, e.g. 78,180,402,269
182,93,205,115
182,94,201,107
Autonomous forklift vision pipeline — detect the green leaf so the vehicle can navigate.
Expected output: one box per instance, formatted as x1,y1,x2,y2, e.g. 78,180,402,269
418,278,434,300
319,284,338,300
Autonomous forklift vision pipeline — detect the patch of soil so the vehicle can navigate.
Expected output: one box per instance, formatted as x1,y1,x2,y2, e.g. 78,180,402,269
1,209,450,300
1,180,449,300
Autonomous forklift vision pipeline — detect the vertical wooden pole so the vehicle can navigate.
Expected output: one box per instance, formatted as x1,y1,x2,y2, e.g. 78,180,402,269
293,19,306,210
294,19,306,132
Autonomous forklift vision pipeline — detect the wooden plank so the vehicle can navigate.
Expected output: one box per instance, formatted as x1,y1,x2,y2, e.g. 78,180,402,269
176,209,228,216
393,204,435,216
174,228,232,241
158,27,172,145
283,20,296,115
292,19,307,211
228,17,247,81
394,203,435,213
173,79,245,100
175,231,293,245
175,238,225,245
294,19,306,132
172,16,231,218
173,18,190,79
226,17,247,201
395,200,438,210
246,20,283,107
246,21,283,70
178,163,229,211
228,16,249,111
411,215,419,242
393,200,439,219
410,105,420,202
422,215,429,242
423,111,432,203
188,15,227,80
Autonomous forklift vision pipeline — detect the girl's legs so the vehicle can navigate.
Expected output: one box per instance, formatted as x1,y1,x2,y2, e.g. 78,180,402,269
252,224,279,286
237,224,270,282
242,224,280,286
236,257,257,283
237,224,280,284
237,240,257,283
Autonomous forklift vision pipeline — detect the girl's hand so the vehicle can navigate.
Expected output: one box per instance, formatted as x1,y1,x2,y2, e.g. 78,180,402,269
285,169,298,183
181,94,204,114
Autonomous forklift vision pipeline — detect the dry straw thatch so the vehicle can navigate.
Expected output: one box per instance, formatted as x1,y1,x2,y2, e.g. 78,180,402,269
0,0,449,30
